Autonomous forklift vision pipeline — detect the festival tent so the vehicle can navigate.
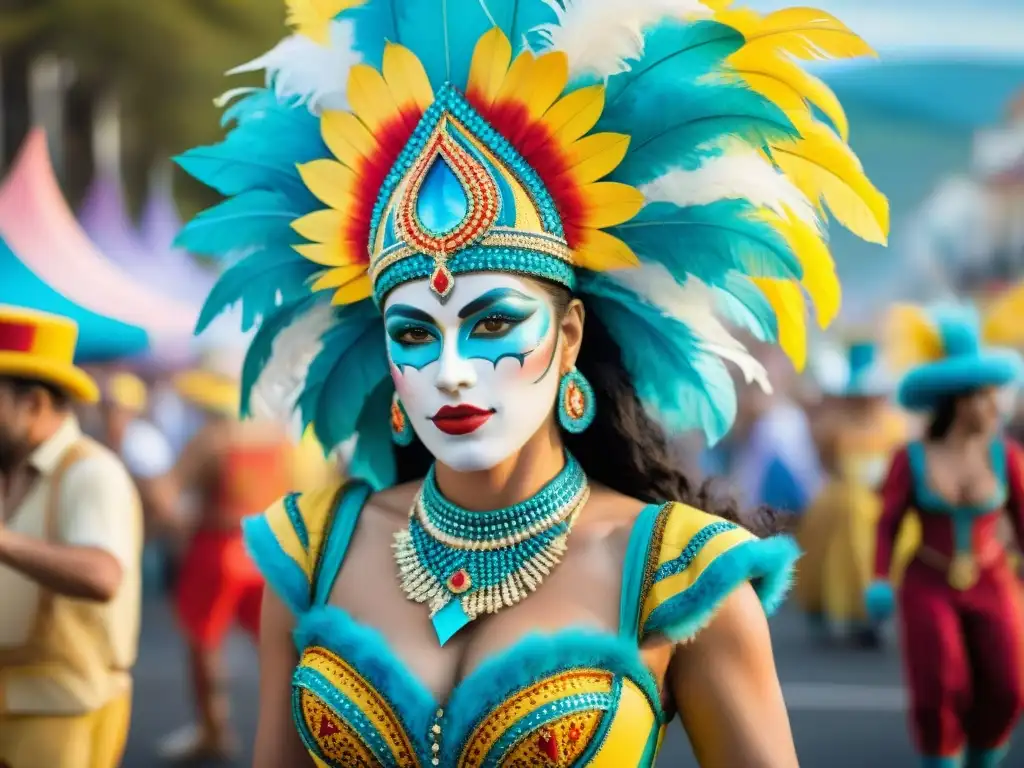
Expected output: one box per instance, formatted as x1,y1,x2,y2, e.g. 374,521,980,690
0,129,199,361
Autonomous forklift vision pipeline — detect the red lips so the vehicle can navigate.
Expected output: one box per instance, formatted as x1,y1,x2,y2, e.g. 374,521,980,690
431,404,495,435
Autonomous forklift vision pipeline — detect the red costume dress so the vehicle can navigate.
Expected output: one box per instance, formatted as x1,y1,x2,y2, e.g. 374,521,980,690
875,438,1024,764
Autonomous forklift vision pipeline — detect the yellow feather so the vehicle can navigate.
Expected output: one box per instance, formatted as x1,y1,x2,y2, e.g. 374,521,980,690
763,209,841,327
297,159,356,212
731,50,849,140
332,274,374,305
347,64,404,133
752,277,807,370
770,122,889,245
467,28,512,109
884,305,945,371
309,263,367,291
291,210,344,245
723,7,877,62
285,0,362,43
579,182,644,229
495,51,537,105
542,85,606,145
294,241,358,268
321,110,378,168
982,282,1024,346
521,52,569,121
382,43,434,115
572,229,639,271
565,133,631,185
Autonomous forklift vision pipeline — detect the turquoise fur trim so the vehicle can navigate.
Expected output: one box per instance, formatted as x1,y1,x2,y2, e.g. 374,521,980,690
898,351,1023,412
283,493,309,550
479,688,616,767
966,743,1010,768
242,513,310,615
441,628,663,765
295,606,435,751
293,666,400,765
921,755,964,768
654,521,738,581
558,369,596,434
864,580,895,623
373,246,576,305
643,534,800,643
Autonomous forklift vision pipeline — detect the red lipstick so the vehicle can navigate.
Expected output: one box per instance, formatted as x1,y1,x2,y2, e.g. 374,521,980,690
430,404,495,435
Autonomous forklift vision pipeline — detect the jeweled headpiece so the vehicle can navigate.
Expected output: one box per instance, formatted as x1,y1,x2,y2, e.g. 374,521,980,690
178,0,888,488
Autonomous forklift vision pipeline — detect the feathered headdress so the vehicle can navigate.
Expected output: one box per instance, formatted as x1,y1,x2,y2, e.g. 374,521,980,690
177,0,887,488
884,301,1023,411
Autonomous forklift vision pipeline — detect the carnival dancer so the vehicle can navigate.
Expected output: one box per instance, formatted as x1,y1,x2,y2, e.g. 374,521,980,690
0,306,142,767
797,339,911,647
152,353,295,761
869,304,1024,768
176,0,886,764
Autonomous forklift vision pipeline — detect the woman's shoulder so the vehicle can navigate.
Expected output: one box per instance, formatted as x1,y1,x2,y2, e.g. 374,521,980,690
635,501,800,645
242,477,418,615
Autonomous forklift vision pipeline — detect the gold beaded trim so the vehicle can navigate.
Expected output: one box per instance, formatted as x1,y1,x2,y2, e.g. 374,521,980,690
368,228,573,284
393,486,590,620
411,484,588,552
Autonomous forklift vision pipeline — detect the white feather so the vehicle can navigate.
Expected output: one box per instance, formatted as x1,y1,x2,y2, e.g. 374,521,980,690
226,20,358,114
640,152,820,226
533,0,712,79
248,304,336,435
610,264,773,393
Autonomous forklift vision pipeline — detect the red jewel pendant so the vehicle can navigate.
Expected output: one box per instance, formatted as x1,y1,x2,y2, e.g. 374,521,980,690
430,263,454,298
447,568,471,594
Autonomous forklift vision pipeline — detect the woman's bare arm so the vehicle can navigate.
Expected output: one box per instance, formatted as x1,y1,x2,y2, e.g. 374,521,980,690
253,589,314,768
671,583,798,768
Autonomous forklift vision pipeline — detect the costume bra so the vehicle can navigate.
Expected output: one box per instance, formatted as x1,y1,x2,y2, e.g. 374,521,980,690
245,482,799,767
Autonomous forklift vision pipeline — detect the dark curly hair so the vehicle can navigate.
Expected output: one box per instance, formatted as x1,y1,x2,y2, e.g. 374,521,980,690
393,284,779,537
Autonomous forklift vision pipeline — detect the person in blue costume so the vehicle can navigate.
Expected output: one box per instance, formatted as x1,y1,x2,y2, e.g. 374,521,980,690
176,0,886,764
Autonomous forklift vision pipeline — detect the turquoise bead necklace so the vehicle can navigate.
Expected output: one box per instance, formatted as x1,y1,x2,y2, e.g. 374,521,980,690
393,453,590,645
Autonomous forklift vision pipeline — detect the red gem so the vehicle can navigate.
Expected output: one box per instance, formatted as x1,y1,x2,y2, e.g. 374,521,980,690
431,269,451,294
568,724,581,742
538,732,559,760
318,714,340,738
450,570,466,588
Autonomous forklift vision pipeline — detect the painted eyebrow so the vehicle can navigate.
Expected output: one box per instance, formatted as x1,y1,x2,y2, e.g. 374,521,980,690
457,288,538,320
384,305,438,325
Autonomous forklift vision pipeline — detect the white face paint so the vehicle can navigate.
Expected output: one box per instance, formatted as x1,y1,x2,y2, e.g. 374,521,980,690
384,273,562,472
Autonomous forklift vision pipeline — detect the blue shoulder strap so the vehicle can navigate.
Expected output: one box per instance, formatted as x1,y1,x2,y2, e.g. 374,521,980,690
906,440,925,497
311,481,373,608
618,503,663,642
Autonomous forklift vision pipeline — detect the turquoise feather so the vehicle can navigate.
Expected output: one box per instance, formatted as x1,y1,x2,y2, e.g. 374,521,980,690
239,296,324,416
175,190,304,256
613,201,801,288
604,21,743,106
349,379,398,491
298,302,390,454
195,247,318,333
580,273,736,443
714,273,778,343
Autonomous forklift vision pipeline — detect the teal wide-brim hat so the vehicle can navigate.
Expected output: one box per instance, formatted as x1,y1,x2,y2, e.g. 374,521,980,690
892,305,1024,412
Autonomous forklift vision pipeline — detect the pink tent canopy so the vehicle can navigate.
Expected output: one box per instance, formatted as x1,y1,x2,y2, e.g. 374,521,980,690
0,129,199,359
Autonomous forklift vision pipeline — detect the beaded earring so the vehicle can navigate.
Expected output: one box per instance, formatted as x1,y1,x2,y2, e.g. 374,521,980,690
390,392,415,446
557,367,595,434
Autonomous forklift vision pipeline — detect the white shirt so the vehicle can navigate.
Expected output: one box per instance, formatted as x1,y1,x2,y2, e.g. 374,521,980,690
119,418,175,480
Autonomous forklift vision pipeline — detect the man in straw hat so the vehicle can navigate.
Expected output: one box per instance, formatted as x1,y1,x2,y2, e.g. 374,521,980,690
0,306,142,768
152,350,296,761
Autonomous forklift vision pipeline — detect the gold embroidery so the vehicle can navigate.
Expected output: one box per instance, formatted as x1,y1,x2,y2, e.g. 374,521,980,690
459,670,613,766
503,708,605,767
299,688,381,767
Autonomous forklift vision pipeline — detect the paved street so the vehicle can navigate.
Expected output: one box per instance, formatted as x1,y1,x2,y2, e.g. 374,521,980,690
123,598,1023,767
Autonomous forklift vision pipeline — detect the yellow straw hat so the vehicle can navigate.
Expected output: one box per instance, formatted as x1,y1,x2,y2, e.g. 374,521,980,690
0,305,99,403
105,371,148,412
172,351,241,417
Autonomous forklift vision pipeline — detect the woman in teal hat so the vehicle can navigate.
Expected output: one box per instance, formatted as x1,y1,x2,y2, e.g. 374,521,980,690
869,305,1024,768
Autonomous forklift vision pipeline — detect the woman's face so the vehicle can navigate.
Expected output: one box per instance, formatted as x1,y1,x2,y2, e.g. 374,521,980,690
384,273,566,472
957,386,1003,435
